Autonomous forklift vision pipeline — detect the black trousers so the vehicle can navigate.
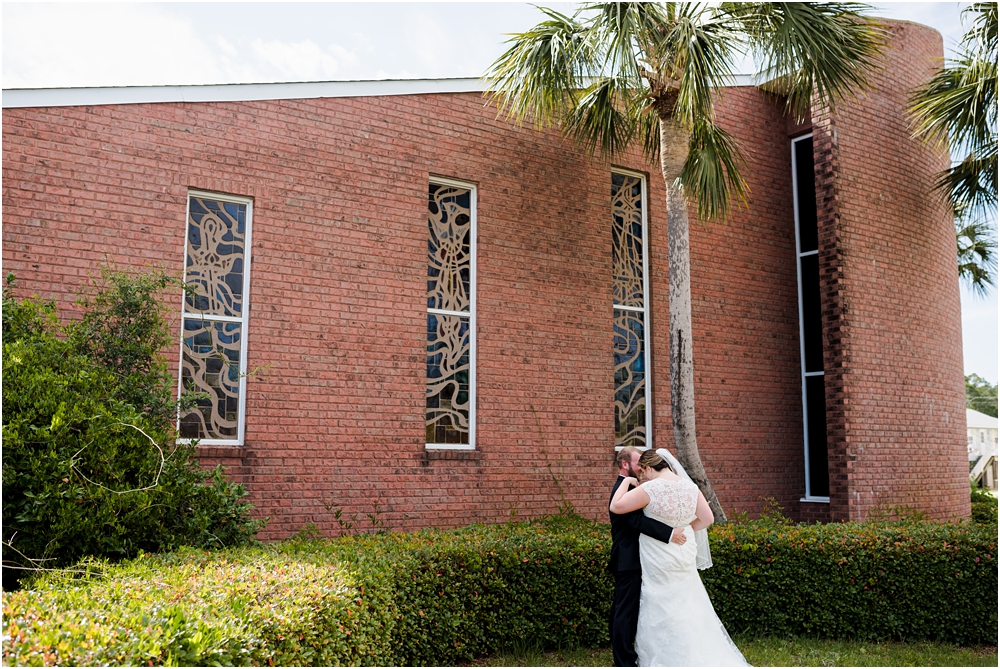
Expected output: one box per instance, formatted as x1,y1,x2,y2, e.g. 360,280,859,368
609,569,642,667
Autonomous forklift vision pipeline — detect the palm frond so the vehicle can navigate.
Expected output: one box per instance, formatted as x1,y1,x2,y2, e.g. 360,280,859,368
910,3,997,222
635,97,661,164
680,118,749,220
956,216,998,297
658,4,740,126
562,76,640,158
910,53,997,158
584,1,667,84
485,1,881,221
938,147,999,217
484,7,596,128
964,2,997,58
725,2,885,120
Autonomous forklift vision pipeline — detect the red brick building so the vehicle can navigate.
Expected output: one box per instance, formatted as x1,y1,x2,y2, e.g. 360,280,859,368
2,20,969,537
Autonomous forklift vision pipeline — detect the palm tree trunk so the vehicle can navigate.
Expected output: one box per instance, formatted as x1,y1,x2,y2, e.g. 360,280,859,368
659,115,727,522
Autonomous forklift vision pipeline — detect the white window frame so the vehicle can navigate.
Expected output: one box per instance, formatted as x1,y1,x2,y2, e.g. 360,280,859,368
791,134,830,502
176,189,254,446
425,176,477,450
611,167,654,452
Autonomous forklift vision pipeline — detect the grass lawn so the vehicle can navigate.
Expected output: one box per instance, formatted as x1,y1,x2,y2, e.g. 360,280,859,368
468,637,999,667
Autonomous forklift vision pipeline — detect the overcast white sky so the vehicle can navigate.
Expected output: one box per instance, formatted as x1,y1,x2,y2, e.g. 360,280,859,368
2,1,996,384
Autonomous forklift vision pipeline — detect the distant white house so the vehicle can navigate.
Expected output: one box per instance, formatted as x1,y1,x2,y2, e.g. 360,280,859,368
967,409,998,491
967,409,998,461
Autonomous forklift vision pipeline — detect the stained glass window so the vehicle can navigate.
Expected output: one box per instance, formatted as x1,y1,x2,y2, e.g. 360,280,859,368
426,180,475,448
178,192,253,444
612,172,650,448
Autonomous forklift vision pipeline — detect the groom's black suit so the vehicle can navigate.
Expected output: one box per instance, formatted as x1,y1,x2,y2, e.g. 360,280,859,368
608,475,675,667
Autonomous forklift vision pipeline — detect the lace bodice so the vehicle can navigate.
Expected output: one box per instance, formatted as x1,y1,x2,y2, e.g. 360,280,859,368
642,477,699,527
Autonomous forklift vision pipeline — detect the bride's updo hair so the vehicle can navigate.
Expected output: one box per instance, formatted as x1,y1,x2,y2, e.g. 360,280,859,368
637,449,671,472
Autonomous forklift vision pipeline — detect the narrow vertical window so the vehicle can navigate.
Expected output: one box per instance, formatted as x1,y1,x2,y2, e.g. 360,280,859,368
612,170,652,449
426,178,476,449
792,135,830,499
178,191,253,445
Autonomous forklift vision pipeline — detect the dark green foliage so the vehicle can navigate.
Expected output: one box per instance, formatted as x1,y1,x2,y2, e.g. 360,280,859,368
69,268,180,426
3,515,996,666
702,518,997,646
2,271,264,589
966,373,998,417
970,485,998,525
330,515,613,666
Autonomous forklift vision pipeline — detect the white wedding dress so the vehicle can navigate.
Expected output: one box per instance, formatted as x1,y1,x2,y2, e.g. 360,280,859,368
634,477,749,667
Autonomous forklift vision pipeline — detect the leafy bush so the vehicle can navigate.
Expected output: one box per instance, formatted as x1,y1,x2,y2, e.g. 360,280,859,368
320,514,613,665
2,271,264,590
970,485,998,526
2,548,391,667
69,268,181,427
703,518,997,646
3,515,996,666
2,517,608,666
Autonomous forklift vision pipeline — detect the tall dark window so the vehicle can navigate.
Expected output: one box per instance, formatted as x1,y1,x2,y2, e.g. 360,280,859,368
792,136,829,499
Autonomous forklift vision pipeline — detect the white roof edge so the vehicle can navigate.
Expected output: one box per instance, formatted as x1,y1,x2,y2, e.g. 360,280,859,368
967,408,999,429
2,74,757,109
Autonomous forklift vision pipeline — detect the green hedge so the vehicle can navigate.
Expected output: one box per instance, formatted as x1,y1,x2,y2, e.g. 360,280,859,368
3,516,996,666
324,515,612,665
1,548,397,667
2,517,610,666
703,519,997,646
971,486,998,526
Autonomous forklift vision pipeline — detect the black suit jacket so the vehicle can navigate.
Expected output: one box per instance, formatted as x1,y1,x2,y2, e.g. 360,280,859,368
608,475,675,574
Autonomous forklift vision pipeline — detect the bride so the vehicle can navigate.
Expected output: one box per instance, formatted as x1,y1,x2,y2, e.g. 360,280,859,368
610,448,749,667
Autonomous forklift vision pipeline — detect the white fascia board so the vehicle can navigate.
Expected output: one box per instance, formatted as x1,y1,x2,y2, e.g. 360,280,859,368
3,74,756,110
2,77,486,109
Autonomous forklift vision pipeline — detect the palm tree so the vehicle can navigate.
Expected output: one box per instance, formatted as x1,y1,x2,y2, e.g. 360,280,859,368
956,209,997,297
910,2,997,296
485,2,883,520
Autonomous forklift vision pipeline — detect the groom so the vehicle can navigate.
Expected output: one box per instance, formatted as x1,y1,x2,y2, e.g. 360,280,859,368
608,446,686,667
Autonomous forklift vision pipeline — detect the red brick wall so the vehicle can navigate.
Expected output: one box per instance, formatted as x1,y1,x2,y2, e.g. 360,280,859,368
2,20,966,535
681,88,810,519
813,20,969,521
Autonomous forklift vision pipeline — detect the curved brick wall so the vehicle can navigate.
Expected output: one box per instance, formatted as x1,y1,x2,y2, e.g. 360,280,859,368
813,19,969,521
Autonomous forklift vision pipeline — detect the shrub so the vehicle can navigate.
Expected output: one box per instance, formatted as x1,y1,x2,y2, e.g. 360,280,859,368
970,485,998,526
2,272,264,590
702,518,997,646
312,514,613,665
2,515,996,666
2,517,610,666
69,267,180,427
2,548,391,667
